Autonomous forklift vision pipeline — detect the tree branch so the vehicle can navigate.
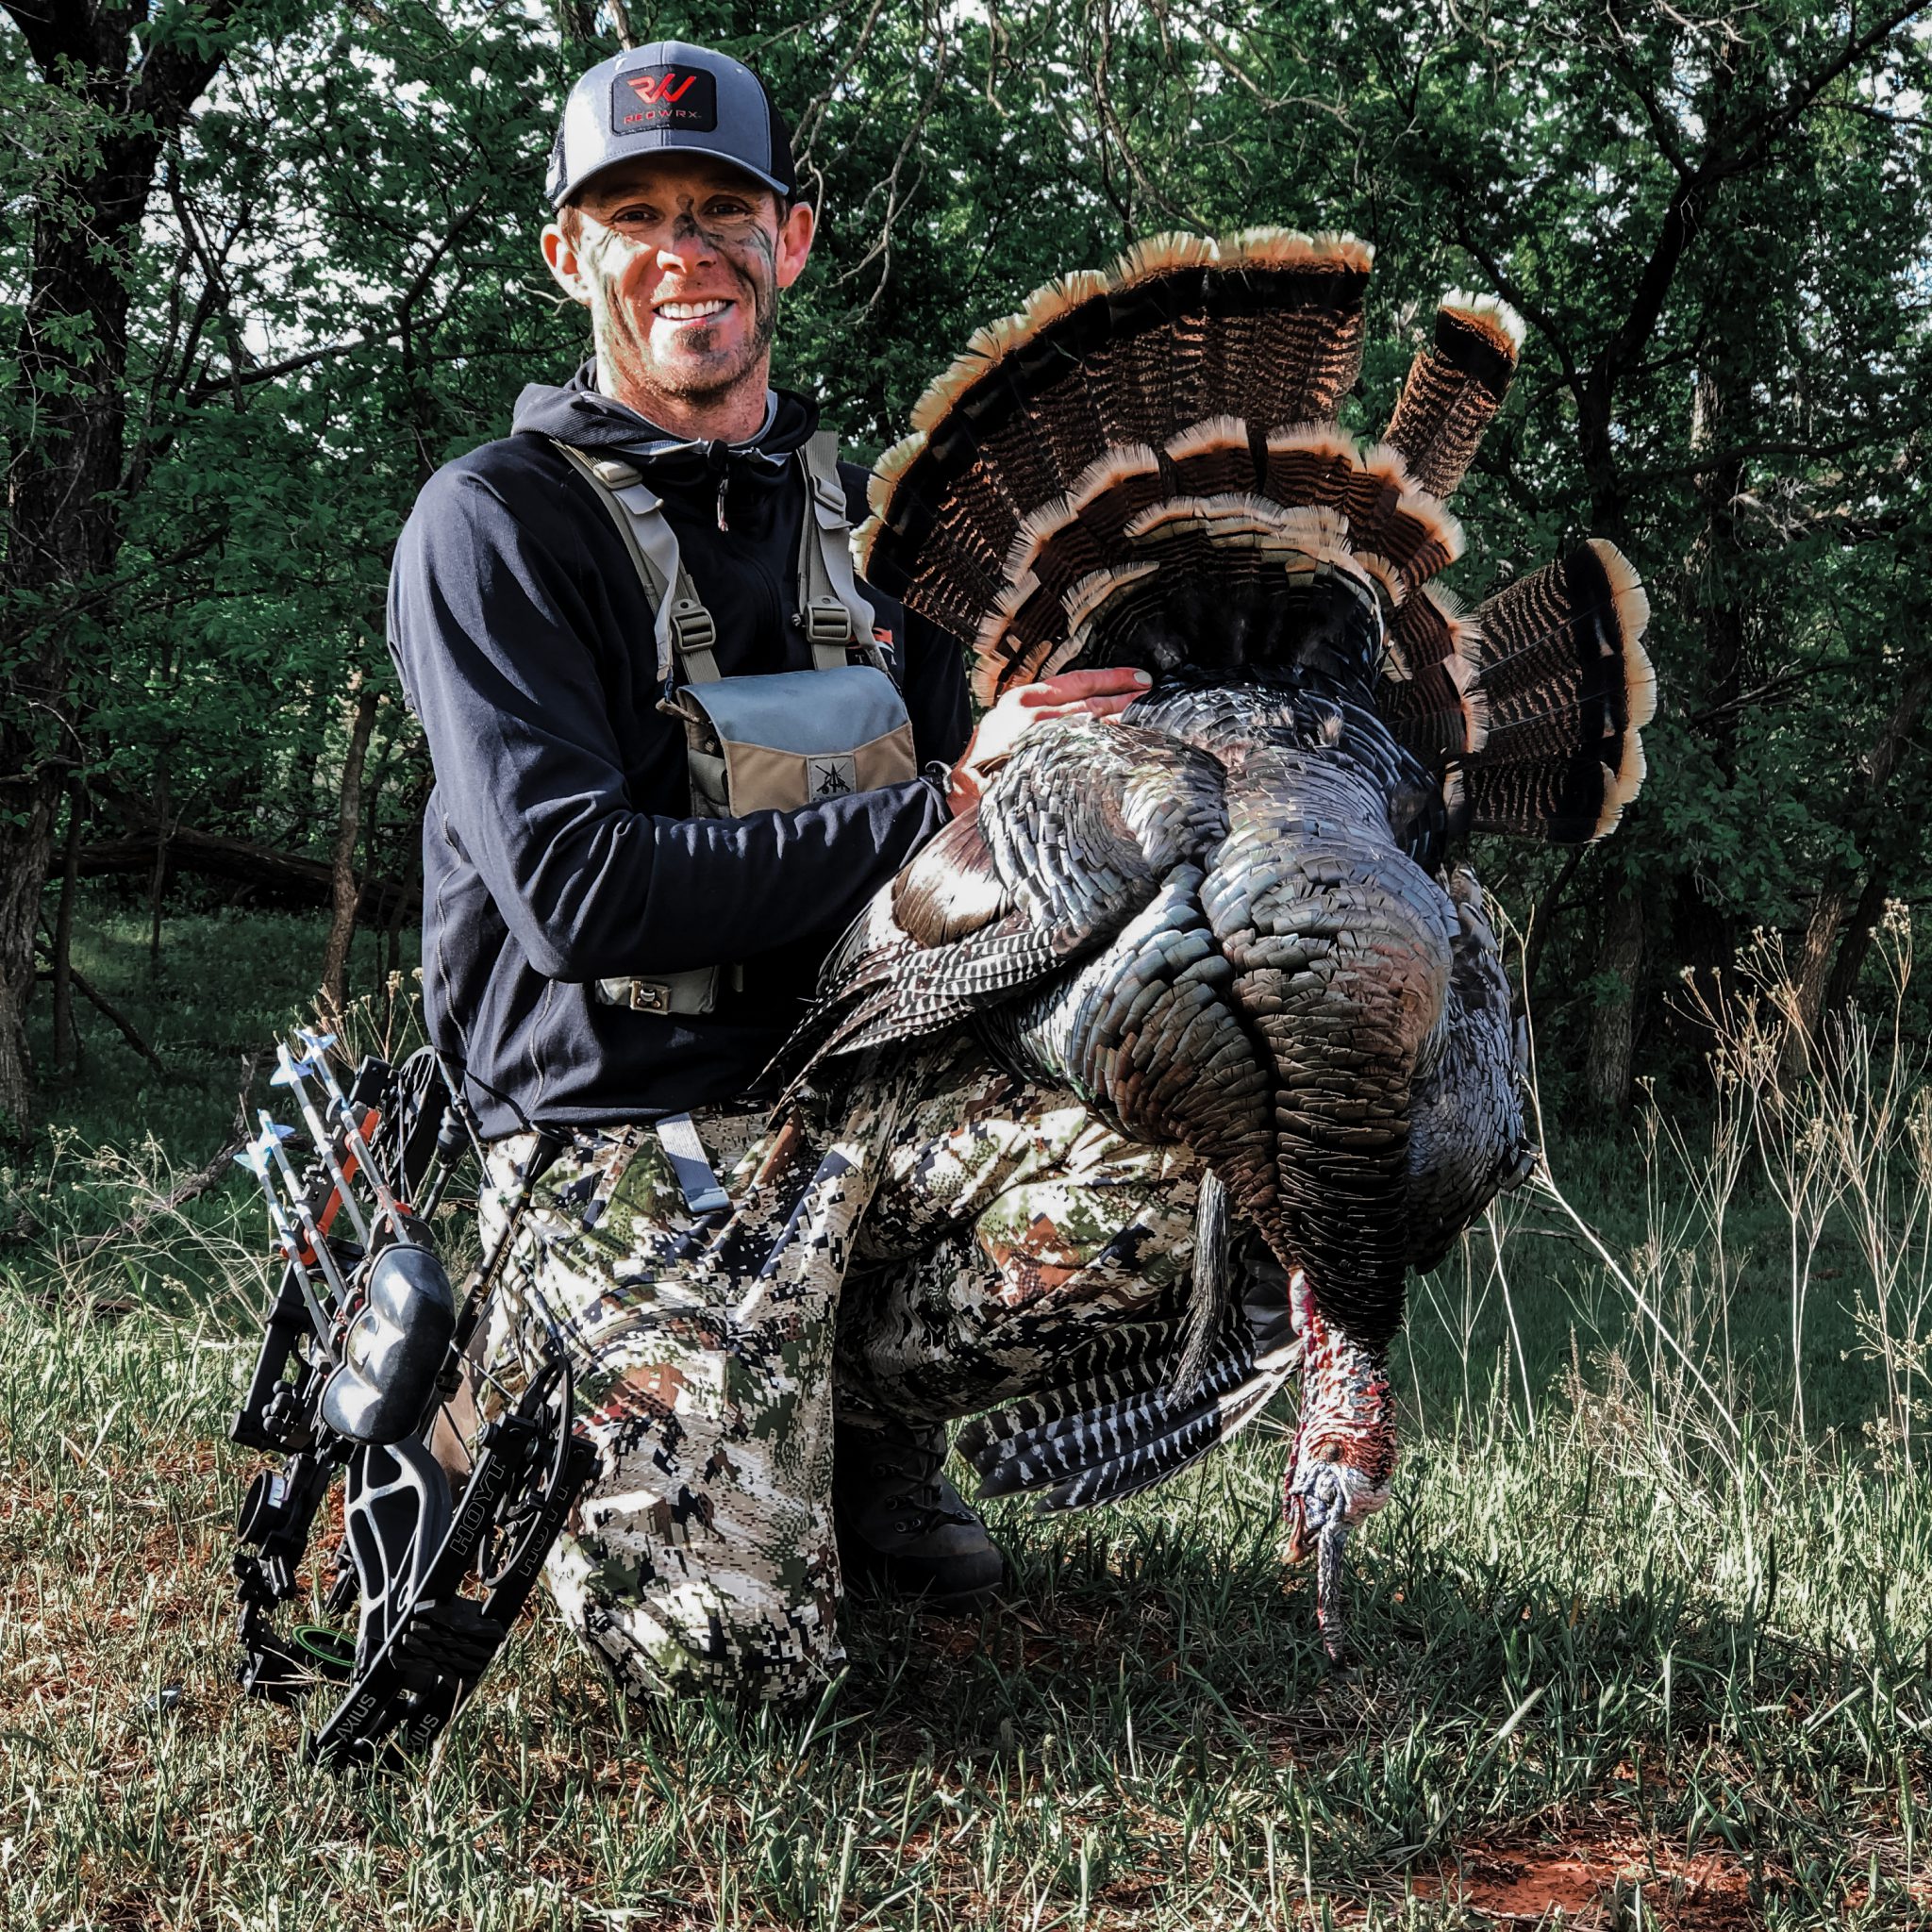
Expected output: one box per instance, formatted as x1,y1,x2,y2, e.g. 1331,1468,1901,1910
0,0,96,75
1748,3,1929,163
1448,208,1582,394
180,330,396,401
34,933,172,1080
128,2,238,128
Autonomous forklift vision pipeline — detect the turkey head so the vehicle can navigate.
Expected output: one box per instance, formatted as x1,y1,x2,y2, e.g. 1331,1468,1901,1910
786,231,1655,1658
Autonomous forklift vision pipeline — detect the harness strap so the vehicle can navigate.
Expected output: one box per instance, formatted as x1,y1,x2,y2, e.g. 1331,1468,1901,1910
552,443,721,682
555,430,880,686
654,1111,731,1215
795,429,880,672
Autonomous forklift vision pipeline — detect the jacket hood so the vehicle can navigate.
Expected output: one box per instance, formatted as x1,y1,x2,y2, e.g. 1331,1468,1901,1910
511,360,820,481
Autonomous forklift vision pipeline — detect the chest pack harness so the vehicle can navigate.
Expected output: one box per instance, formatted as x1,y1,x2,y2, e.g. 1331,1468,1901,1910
554,429,919,1021
554,430,922,1216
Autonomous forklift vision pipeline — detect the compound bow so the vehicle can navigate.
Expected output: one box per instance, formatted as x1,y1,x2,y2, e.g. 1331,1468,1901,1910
229,1030,597,1770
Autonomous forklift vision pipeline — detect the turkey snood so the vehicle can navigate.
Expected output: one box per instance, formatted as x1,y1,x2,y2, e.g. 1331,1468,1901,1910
780,228,1657,1662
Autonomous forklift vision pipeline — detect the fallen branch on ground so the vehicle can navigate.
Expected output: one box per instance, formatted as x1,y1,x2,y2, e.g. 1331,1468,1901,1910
65,1048,266,1260
77,825,417,921
32,941,174,1081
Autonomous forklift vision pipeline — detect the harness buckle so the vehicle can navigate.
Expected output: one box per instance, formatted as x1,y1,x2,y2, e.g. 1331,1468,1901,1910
802,596,854,649
668,599,717,658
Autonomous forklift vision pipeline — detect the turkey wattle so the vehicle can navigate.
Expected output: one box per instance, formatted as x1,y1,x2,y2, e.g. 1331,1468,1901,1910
786,230,1656,1656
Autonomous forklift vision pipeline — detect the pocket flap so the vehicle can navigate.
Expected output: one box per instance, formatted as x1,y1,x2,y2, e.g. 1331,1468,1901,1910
675,664,909,756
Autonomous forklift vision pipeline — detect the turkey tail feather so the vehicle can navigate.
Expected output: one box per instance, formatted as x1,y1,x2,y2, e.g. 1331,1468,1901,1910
1381,293,1524,501
1461,539,1657,842
1169,1167,1230,1400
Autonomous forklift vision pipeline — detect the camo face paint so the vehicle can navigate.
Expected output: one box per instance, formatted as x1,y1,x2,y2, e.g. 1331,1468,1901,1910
567,157,794,426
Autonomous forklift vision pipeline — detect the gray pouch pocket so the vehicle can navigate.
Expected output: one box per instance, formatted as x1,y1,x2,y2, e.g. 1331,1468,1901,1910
662,663,917,817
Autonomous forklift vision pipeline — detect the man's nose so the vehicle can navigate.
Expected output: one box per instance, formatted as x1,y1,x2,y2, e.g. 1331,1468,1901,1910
654,223,715,271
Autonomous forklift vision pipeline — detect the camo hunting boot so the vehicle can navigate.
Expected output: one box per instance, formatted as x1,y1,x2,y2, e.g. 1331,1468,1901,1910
834,1417,1005,1605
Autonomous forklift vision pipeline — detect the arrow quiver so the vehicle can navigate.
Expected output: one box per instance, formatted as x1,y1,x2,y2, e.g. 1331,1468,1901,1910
228,1034,597,1772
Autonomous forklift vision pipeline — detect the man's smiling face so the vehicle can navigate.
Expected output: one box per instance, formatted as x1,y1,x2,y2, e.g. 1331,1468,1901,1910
541,153,814,438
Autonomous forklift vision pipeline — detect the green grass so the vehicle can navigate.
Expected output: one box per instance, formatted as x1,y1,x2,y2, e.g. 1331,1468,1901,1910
2,907,1930,1928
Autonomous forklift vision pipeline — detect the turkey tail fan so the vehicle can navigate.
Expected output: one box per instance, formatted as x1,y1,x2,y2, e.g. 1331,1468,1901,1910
857,228,1375,675
1381,293,1525,502
859,227,1654,821
1461,539,1657,842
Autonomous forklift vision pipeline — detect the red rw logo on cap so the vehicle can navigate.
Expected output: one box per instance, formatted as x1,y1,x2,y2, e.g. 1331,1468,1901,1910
609,64,718,134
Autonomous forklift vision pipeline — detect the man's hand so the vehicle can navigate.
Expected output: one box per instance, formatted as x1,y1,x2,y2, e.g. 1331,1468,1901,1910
946,666,1153,816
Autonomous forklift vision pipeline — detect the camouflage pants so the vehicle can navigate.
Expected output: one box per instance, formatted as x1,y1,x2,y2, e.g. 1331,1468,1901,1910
479,1037,1202,1705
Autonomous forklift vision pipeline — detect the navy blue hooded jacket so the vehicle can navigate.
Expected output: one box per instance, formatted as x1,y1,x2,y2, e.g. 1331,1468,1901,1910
386,367,970,1138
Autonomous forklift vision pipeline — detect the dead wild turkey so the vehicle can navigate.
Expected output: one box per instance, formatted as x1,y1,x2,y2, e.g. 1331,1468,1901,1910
786,230,1656,1655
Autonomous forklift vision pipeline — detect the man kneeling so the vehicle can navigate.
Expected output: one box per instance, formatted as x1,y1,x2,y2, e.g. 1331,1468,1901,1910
387,40,1184,1702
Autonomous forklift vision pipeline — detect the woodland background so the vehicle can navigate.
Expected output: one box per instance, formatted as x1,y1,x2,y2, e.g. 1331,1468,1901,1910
5,8,1932,1926
2,0,1929,1145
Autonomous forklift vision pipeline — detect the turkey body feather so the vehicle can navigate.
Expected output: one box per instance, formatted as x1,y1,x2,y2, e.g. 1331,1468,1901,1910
793,679,1501,1354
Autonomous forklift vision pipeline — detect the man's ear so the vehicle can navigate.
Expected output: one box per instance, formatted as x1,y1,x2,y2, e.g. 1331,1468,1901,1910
541,219,592,305
774,198,815,291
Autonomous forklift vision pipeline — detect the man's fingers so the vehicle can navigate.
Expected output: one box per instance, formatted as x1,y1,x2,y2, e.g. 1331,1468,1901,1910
1016,666,1153,706
1019,695,1138,724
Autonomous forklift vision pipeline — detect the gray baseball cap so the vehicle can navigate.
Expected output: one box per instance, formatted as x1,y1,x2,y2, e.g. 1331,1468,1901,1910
545,41,797,208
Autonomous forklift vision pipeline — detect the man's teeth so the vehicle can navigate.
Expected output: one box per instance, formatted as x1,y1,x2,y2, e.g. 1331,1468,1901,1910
658,299,729,320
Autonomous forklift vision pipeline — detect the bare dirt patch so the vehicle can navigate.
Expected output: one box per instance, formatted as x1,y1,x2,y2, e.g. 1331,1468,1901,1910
1414,1824,1760,1927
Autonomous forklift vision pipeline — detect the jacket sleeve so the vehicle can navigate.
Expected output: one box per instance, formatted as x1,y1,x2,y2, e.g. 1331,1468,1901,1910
388,462,953,983
901,606,973,770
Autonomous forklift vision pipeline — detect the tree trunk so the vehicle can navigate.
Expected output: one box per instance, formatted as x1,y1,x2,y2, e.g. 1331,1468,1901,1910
147,761,171,974
553,0,598,47
1786,662,1930,1064
1824,865,1896,1020
321,685,379,1017
1674,351,1754,1001
1787,881,1849,1068
0,5,232,1133
1585,882,1645,1117
50,786,85,1079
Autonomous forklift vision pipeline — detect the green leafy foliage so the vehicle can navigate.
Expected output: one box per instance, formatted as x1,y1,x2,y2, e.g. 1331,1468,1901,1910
3,0,1928,1108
